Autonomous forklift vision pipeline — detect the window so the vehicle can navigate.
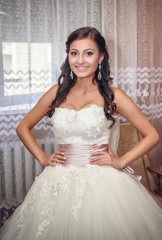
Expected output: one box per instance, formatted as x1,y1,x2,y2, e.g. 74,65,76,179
0,42,52,112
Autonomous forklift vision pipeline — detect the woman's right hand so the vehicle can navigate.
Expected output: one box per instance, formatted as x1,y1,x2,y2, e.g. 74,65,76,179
40,151,66,167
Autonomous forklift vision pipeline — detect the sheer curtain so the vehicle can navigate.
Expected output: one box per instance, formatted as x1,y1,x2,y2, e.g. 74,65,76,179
0,0,161,224
0,0,103,225
102,0,162,169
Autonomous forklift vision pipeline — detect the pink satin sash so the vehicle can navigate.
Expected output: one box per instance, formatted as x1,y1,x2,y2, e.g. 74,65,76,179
58,144,142,181
58,144,108,167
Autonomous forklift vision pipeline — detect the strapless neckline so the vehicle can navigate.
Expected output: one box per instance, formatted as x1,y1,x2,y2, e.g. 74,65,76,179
55,104,103,112
55,104,119,118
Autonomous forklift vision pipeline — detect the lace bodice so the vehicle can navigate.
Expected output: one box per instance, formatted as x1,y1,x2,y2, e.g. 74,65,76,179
52,105,120,155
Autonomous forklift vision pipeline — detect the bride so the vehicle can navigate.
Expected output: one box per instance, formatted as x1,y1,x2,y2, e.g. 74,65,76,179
0,26,162,240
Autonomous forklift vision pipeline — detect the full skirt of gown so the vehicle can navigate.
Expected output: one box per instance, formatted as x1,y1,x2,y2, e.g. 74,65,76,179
0,163,162,240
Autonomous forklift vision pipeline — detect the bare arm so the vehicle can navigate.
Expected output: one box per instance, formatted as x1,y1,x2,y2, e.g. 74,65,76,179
16,84,65,166
114,88,160,167
91,88,159,169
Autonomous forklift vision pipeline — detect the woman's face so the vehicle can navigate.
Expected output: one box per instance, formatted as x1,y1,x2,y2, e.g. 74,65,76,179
68,38,104,80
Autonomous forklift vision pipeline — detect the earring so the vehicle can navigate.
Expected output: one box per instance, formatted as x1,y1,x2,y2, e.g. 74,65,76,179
70,69,73,80
98,62,102,80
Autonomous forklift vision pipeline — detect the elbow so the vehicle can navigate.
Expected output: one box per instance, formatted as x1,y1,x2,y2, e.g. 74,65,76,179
16,120,31,137
16,121,25,137
152,130,160,146
16,122,21,136
155,132,160,144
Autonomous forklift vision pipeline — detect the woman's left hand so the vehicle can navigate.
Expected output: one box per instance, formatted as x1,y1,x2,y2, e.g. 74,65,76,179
90,150,123,170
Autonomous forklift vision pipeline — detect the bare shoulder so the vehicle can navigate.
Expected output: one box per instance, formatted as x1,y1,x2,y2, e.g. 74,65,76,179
111,87,142,120
18,84,59,129
34,84,59,113
111,87,127,102
111,87,148,126
111,87,134,107
40,84,59,101
111,87,159,142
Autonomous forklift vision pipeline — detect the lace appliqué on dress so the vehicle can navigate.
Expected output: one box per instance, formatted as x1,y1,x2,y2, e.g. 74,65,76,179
24,164,109,237
52,105,112,145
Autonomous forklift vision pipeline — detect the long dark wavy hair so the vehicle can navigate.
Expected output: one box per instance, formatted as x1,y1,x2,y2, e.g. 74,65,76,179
47,27,116,126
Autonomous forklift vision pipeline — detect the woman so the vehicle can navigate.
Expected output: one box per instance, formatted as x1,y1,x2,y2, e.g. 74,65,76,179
0,27,162,240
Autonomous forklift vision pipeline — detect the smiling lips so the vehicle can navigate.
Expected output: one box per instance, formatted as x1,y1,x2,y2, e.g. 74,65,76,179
75,66,89,71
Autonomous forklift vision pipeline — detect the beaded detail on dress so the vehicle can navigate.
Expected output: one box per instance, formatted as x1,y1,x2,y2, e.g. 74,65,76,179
52,104,113,145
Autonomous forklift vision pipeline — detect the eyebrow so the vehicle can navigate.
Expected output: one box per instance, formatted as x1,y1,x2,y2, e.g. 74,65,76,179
69,48,95,52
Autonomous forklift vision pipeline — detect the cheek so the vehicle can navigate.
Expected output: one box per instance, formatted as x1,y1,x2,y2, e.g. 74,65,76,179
90,56,100,65
91,59,99,69
68,57,75,67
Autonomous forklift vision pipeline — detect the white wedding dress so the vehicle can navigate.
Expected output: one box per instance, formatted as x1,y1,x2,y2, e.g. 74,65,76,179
0,104,162,240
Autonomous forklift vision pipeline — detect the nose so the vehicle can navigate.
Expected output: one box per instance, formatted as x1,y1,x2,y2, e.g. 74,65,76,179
77,54,85,64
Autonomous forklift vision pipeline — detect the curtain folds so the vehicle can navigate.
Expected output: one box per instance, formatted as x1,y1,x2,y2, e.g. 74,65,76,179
0,0,104,218
0,0,161,216
103,0,162,169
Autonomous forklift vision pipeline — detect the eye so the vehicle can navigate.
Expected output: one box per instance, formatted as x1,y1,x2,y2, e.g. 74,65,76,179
70,51,77,56
85,51,94,56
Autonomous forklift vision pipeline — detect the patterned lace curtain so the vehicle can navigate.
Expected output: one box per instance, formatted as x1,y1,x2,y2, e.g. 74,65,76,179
102,0,162,169
0,0,161,223
0,0,103,223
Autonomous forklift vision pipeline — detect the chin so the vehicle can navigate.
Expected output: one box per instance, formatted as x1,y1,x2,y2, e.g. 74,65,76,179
75,73,94,79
